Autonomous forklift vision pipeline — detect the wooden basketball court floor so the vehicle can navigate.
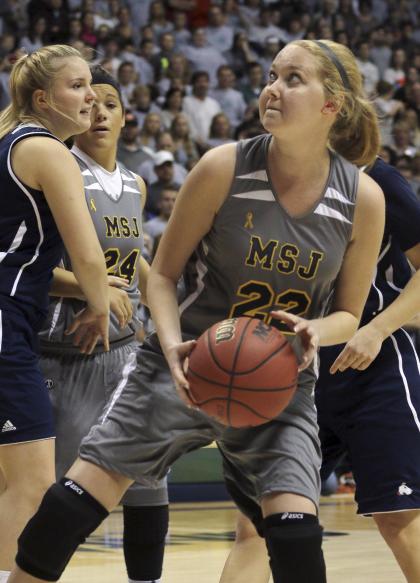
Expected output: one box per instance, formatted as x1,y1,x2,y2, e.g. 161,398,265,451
60,493,404,583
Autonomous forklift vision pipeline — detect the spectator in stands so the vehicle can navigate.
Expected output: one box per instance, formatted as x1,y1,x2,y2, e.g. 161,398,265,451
20,16,47,53
98,36,122,77
117,61,137,108
384,48,407,90
149,0,173,40
355,40,379,97
145,151,181,217
375,80,405,146
247,6,288,48
399,108,420,151
182,70,221,146
138,131,188,185
207,112,234,148
394,65,419,105
115,5,136,44
132,84,161,127
44,0,69,43
205,4,234,53
369,26,392,78
284,15,307,42
134,38,156,85
172,10,191,50
226,31,258,80
117,112,154,173
240,61,265,105
211,64,247,128
151,31,177,81
144,188,178,246
182,27,226,86
160,87,184,130
170,113,199,167
80,11,97,47
392,121,417,159
138,111,162,151
156,52,190,96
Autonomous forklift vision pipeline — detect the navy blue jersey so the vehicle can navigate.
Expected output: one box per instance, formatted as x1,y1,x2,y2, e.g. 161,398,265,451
0,125,64,328
360,158,420,326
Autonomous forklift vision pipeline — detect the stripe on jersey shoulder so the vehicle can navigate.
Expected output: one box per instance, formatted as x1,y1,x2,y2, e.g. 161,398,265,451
0,221,27,263
81,168,93,177
84,182,102,190
313,203,351,224
237,169,268,182
123,185,141,194
390,331,420,433
6,133,48,296
324,187,355,205
121,173,137,182
179,243,209,315
232,190,275,201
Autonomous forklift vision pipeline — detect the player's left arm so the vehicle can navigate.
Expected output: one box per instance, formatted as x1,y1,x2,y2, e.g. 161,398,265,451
330,242,420,373
273,172,385,371
330,164,420,373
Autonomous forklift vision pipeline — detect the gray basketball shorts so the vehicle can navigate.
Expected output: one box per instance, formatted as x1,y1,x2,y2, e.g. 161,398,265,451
80,345,321,511
40,343,168,507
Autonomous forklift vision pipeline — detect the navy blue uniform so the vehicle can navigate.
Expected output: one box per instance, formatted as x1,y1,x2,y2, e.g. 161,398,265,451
316,158,420,514
0,125,64,445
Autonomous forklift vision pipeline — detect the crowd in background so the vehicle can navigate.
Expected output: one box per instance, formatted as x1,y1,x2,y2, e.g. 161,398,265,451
0,1,418,225
0,0,418,308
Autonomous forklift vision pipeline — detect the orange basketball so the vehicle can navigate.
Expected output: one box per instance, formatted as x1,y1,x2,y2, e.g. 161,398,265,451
187,317,298,428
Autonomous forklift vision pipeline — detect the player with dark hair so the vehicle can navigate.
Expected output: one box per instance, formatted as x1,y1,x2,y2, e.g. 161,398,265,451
39,66,168,583
9,40,385,583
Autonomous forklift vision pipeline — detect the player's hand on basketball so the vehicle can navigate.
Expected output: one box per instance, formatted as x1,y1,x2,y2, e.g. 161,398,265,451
166,340,198,408
270,310,319,371
107,275,129,288
109,286,133,329
65,306,110,354
329,324,384,373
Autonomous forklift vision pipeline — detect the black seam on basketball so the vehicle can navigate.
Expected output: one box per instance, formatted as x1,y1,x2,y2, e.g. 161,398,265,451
205,327,292,376
207,329,233,373
193,396,273,422
234,339,291,375
188,367,297,392
227,318,254,425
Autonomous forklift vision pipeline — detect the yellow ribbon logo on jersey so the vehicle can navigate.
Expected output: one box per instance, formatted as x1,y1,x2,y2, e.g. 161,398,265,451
90,198,97,212
244,212,254,229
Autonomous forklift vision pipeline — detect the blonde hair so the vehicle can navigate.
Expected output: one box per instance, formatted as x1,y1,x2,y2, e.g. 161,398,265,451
0,44,84,140
290,39,381,167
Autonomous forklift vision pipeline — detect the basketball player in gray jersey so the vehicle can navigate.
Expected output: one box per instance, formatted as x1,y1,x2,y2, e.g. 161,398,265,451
10,41,385,583
38,67,169,583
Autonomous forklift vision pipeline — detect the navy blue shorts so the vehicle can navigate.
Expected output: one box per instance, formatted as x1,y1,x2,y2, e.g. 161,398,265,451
316,328,420,515
0,308,54,445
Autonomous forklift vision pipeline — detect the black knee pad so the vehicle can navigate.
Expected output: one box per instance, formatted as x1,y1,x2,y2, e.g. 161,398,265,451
16,478,109,581
263,513,326,583
123,504,169,581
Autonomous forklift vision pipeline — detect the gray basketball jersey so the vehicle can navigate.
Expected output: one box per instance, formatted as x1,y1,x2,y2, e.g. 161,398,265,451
179,134,359,387
39,149,144,353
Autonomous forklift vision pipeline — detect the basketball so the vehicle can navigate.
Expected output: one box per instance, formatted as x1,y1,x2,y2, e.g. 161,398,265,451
186,317,298,428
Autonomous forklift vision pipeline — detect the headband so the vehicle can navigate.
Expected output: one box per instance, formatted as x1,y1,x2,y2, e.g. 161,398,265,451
314,41,351,91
